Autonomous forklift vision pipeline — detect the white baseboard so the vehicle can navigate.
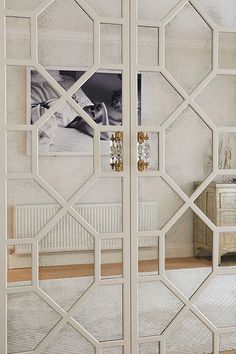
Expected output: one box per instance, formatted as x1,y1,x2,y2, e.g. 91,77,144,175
8,245,195,269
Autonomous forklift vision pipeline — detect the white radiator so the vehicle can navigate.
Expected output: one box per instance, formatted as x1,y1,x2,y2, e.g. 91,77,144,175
13,203,158,254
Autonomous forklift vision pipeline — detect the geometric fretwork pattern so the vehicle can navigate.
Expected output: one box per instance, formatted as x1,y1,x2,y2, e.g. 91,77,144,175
4,0,236,353
135,0,236,353
5,0,128,353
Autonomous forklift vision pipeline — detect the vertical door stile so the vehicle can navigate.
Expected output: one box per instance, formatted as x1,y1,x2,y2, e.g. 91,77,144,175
130,0,138,353
123,0,131,353
0,0,7,353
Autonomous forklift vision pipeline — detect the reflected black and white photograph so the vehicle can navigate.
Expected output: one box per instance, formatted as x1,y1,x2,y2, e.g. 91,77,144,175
28,69,128,154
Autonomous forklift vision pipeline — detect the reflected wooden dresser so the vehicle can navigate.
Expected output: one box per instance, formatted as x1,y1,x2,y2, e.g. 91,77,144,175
194,182,236,262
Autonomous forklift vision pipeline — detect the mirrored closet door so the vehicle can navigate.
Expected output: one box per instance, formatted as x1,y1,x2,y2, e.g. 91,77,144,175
2,1,130,353
130,1,236,353
1,1,236,354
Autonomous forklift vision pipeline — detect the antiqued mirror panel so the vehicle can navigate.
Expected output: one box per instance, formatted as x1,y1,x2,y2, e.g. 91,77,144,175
138,0,180,21
165,106,213,196
197,0,236,27
220,332,236,353
7,131,32,174
138,280,184,337
219,32,236,70
7,179,62,240
6,0,45,11
38,213,95,312
6,17,31,60
138,342,160,354
85,0,122,18
138,177,184,231
101,238,123,279
4,0,236,353
165,209,213,299
101,24,122,64
38,0,94,70
166,311,213,354
7,66,34,125
138,26,159,67
195,75,236,127
5,0,128,353
72,284,123,341
42,323,95,354
138,236,159,276
7,292,61,353
72,177,123,233
7,244,32,288
194,274,236,328
138,72,183,127
133,0,236,352
165,3,212,93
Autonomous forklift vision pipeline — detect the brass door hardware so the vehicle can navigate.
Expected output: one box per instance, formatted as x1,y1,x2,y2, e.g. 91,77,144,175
110,131,123,172
137,132,150,172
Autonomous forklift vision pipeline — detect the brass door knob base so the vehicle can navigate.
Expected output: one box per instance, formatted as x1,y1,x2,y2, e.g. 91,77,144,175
137,159,149,172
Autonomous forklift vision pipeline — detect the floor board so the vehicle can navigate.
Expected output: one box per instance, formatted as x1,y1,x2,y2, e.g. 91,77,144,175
8,256,214,282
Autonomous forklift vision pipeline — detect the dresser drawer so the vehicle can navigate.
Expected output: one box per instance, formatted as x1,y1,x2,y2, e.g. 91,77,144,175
222,233,236,248
220,192,236,209
220,211,236,225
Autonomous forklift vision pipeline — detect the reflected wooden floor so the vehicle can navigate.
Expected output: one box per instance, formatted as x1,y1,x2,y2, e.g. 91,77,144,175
8,256,214,282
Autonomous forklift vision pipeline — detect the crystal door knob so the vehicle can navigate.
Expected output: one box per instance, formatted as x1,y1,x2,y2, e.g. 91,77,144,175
137,132,150,171
110,131,123,172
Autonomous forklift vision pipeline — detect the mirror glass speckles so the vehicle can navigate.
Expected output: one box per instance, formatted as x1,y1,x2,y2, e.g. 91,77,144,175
37,102,94,200
166,311,213,354
138,27,159,67
220,332,236,353
138,72,183,127
7,131,32,174
138,177,184,231
138,342,160,354
138,280,184,337
38,0,94,69
195,75,236,126
73,177,123,233
165,3,212,93
101,24,122,64
138,0,180,21
218,133,236,169
165,106,213,196
7,292,61,353
102,348,123,354
6,17,31,60
198,0,236,27
85,0,122,18
42,323,95,354
194,274,236,327
219,32,236,69
165,208,212,299
101,239,123,279
6,66,28,125
138,236,159,276
7,179,61,240
73,284,123,341
6,0,45,11
7,244,32,288
38,213,95,312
